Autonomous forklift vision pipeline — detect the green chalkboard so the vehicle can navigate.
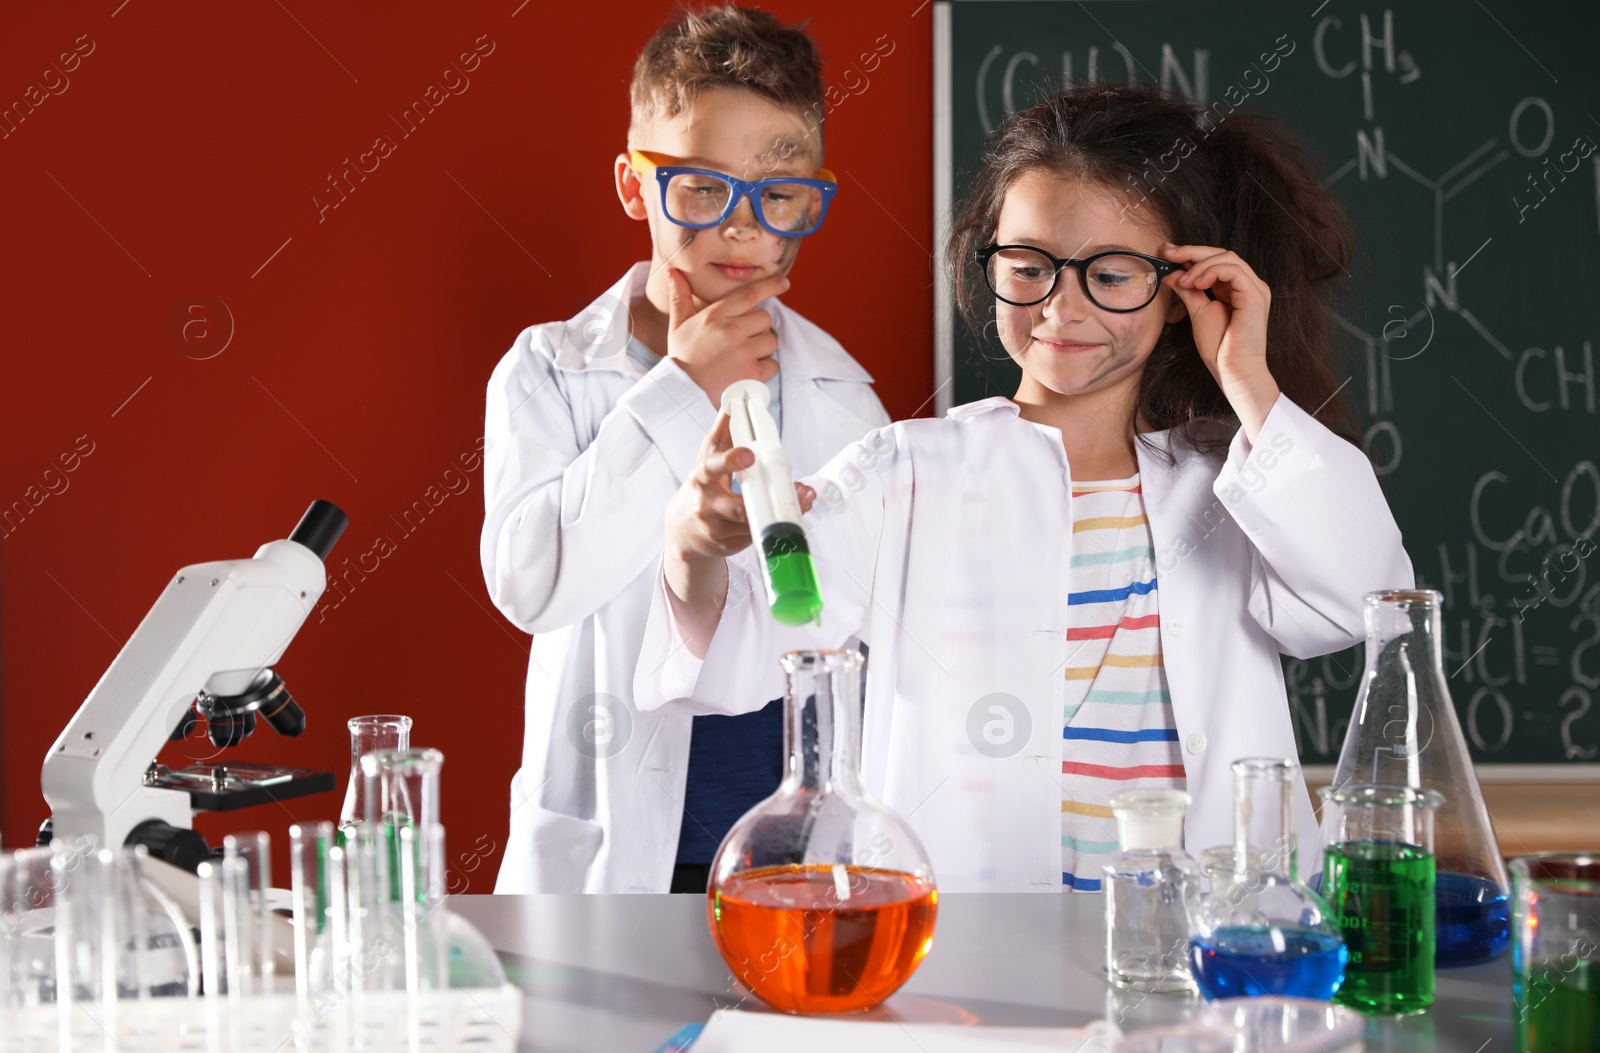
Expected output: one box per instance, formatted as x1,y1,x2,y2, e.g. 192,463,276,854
935,0,1600,766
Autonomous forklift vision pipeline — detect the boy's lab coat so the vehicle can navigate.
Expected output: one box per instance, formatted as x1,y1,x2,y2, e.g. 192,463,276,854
635,395,1414,891
481,263,889,893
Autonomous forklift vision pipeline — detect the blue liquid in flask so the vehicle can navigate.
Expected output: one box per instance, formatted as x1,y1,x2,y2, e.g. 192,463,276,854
1189,926,1348,1001
1435,871,1510,966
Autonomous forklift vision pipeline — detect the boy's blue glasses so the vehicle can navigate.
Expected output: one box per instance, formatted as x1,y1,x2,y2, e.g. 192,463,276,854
630,150,837,238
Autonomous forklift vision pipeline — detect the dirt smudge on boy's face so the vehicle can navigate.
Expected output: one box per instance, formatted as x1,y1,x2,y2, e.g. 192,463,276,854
675,225,699,258
771,234,799,276
648,212,700,275
645,179,804,301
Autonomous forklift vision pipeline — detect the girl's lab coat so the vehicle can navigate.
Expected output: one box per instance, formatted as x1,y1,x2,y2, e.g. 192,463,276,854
635,395,1414,892
481,263,889,893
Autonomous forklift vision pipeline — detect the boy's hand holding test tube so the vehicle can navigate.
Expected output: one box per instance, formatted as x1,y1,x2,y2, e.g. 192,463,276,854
720,380,824,626
664,386,820,656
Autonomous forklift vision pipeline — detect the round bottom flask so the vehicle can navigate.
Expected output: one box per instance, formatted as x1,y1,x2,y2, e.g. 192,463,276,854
707,650,937,1014
1189,759,1348,1002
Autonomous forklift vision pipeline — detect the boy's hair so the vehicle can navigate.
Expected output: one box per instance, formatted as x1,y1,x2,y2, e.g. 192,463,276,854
948,84,1357,454
627,4,825,157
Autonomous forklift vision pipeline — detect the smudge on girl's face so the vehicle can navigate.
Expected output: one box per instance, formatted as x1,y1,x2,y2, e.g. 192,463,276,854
992,172,1184,406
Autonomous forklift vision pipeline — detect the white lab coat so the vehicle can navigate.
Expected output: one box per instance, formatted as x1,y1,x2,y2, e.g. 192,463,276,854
481,263,890,893
635,395,1414,892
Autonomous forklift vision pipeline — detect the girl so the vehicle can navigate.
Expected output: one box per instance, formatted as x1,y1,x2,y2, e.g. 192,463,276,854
634,85,1412,893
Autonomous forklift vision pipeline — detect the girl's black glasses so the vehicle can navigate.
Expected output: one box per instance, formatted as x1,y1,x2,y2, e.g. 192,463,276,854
977,245,1180,312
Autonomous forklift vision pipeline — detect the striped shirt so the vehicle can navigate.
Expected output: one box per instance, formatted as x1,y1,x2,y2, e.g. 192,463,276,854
1061,475,1186,892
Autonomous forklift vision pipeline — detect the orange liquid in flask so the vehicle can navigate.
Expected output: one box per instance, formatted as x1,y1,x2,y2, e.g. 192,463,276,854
709,863,938,1014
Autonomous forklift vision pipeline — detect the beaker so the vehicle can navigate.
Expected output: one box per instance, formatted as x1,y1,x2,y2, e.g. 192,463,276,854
362,746,442,902
1103,788,1200,993
1330,589,1510,965
362,746,442,831
706,650,937,1014
1189,759,1346,1001
1511,854,1599,1053
339,715,412,844
1319,784,1442,1015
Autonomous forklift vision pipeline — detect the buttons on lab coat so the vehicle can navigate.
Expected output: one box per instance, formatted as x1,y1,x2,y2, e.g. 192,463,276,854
1168,620,1184,636
1186,733,1207,755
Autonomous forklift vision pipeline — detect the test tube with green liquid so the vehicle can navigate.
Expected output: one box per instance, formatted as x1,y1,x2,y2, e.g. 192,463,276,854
721,380,823,626
288,820,334,1009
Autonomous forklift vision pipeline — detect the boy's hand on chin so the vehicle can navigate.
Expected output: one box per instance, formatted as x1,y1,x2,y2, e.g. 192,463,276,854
665,267,786,407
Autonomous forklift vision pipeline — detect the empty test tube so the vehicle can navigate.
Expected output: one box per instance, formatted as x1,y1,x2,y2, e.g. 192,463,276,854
222,831,273,992
196,855,254,1000
325,843,350,1001
395,824,448,993
344,820,389,995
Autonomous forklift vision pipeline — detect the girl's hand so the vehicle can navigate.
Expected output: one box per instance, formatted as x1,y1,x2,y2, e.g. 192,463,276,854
1160,243,1281,441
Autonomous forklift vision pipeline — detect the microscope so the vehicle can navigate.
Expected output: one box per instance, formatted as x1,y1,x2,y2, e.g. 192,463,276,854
39,500,348,872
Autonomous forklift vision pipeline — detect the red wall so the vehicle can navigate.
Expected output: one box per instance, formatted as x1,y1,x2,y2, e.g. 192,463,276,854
0,2,933,887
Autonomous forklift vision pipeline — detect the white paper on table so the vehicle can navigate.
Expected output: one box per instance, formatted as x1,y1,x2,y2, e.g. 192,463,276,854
689,1009,1120,1052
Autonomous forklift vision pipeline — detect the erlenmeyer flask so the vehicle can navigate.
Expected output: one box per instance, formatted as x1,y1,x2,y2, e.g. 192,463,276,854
1189,759,1347,1001
1330,589,1511,965
707,650,937,1014
339,715,411,844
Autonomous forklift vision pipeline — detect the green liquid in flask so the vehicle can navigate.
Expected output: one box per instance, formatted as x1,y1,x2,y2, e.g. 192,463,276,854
761,525,822,626
1323,840,1436,1015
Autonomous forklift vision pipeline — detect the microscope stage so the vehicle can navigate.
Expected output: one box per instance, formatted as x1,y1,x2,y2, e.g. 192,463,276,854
148,762,335,812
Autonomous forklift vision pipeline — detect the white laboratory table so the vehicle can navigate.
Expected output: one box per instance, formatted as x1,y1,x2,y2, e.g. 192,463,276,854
450,893,1515,1053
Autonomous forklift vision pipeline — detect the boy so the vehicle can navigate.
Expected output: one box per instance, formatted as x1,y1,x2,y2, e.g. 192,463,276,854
481,4,889,893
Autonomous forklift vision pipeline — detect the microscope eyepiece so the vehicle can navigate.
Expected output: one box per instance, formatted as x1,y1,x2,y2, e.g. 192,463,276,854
288,499,347,562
